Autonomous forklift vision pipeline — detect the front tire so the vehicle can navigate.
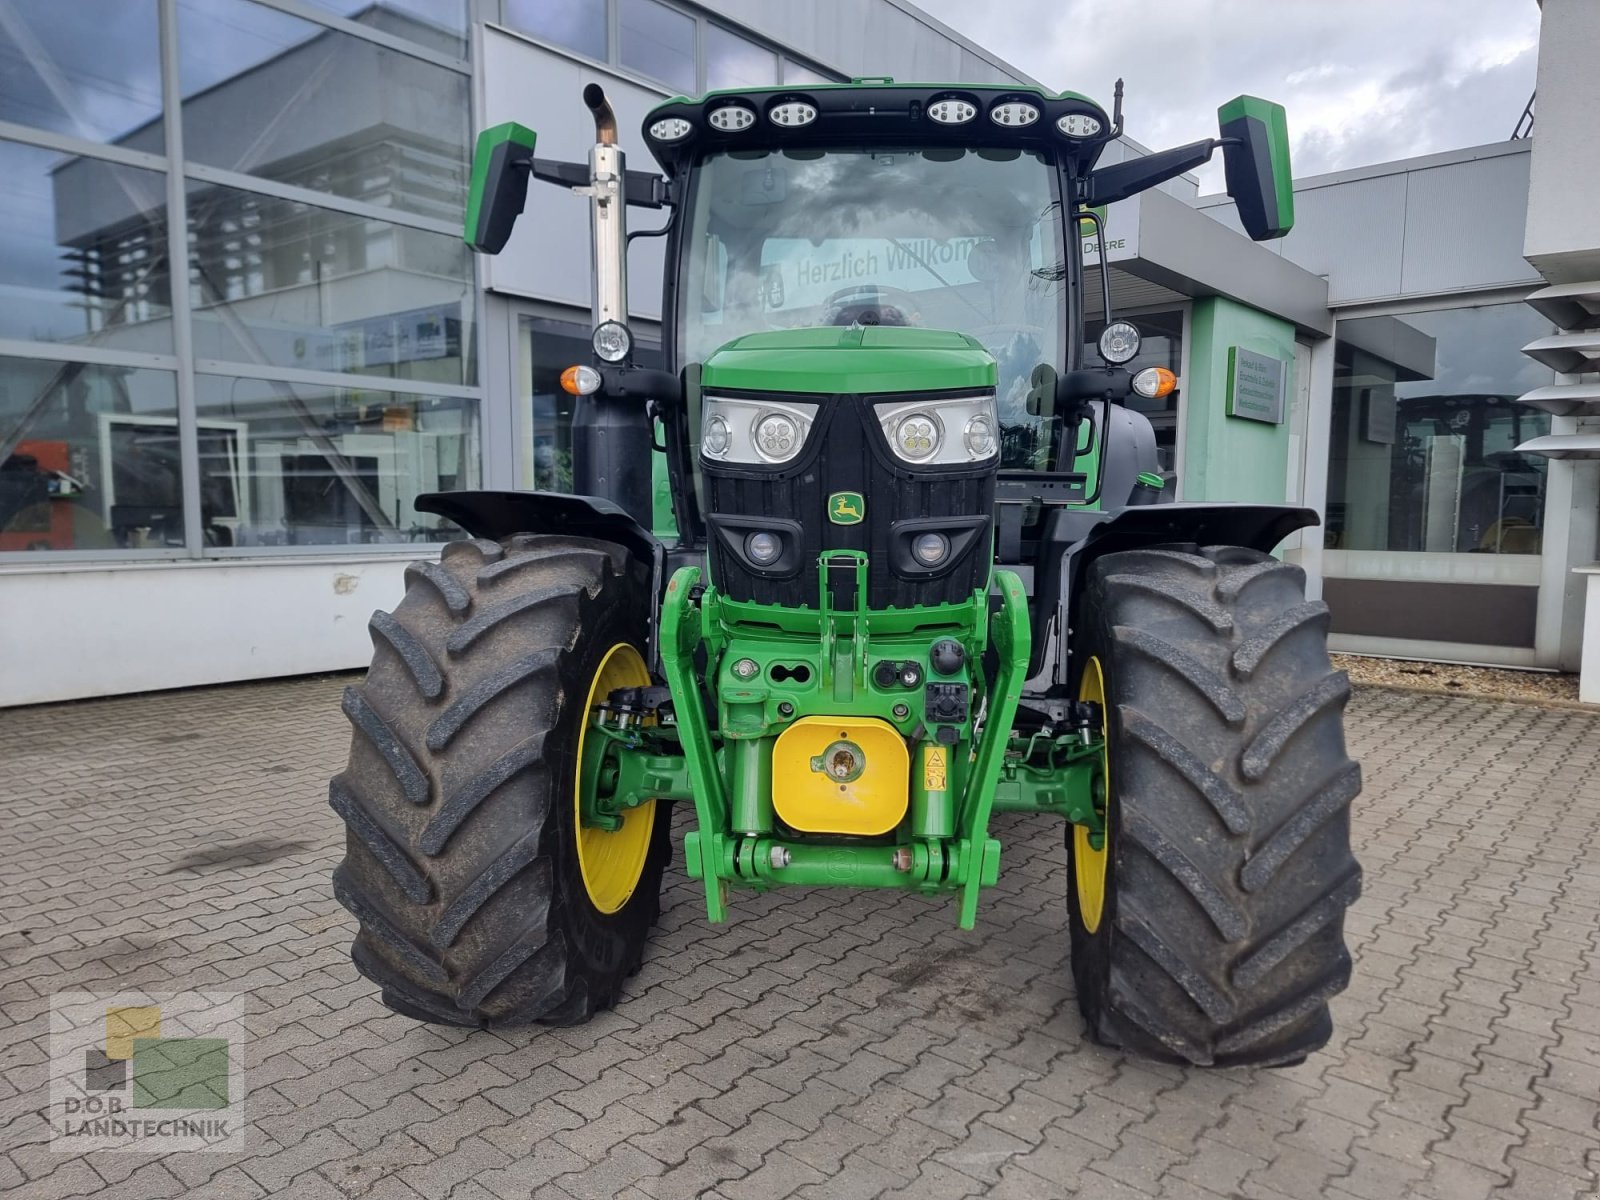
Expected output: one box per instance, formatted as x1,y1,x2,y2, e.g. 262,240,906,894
1067,545,1361,1066
330,534,670,1027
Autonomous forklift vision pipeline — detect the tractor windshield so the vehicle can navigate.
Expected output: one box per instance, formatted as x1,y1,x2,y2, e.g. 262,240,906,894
680,146,1068,468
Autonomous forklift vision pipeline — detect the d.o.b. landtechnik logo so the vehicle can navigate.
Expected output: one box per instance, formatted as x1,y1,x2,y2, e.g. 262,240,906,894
49,991,249,1153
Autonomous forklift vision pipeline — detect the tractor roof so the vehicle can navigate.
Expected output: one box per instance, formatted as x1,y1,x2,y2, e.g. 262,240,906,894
641,80,1111,174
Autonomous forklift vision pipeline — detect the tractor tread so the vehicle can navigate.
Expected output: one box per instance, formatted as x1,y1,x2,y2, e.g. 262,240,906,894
1103,574,1234,634
404,559,472,613
1120,808,1248,940
1121,707,1249,834
1116,899,1236,1022
368,611,444,700
1231,602,1330,679
331,533,669,1029
328,778,433,904
333,865,450,986
420,735,549,856
1240,763,1363,892
440,537,506,566
431,838,548,950
1233,868,1363,989
1112,626,1247,724
1069,545,1360,1067
425,648,562,752
1214,557,1305,602
446,586,575,655
1241,672,1352,781
342,687,429,805
1107,972,1215,1065
478,545,612,588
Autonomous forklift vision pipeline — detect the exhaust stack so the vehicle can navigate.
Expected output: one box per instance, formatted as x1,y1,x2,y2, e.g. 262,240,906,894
583,84,628,331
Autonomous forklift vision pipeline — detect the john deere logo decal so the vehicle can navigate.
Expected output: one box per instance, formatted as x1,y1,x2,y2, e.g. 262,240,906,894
829,492,864,525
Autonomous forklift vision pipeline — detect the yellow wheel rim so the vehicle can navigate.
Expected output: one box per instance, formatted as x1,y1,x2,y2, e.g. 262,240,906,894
1074,655,1111,934
574,643,657,914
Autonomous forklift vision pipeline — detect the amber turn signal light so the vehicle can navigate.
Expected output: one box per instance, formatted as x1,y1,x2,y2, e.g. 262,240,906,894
1131,366,1177,399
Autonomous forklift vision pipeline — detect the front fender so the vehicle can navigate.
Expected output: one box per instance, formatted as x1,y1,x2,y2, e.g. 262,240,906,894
415,489,660,563
1037,502,1319,690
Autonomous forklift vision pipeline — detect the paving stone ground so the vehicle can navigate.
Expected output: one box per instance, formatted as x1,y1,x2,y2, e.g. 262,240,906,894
3,676,1600,1199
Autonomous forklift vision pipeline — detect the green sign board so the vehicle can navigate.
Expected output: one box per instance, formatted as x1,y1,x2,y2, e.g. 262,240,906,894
1225,346,1286,424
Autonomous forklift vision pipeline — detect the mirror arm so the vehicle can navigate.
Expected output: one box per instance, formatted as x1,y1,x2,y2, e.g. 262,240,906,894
526,157,672,209
1086,137,1218,207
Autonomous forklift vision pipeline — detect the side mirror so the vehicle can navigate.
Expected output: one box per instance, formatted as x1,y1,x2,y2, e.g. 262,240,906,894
464,122,535,254
1218,96,1294,241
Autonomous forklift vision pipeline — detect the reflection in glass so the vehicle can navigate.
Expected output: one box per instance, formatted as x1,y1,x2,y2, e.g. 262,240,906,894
184,180,476,387
0,141,172,351
0,0,163,146
177,0,469,220
193,374,477,546
292,0,468,54
619,0,696,93
1326,304,1555,554
681,146,1065,468
0,357,181,551
782,59,833,85
504,0,606,61
706,26,777,91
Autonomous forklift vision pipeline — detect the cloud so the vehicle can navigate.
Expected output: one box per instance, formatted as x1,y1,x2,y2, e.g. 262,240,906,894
909,0,1540,190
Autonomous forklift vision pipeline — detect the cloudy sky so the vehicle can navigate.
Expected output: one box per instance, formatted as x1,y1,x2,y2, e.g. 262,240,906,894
910,0,1541,191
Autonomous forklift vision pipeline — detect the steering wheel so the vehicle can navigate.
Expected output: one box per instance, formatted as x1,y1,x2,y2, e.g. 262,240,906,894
820,285,923,328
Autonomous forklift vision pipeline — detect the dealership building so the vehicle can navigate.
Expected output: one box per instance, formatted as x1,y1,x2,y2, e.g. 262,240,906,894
3,0,1597,706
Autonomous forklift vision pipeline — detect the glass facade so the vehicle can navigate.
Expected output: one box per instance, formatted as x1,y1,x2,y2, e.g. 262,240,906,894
706,25,778,91
502,0,839,92
0,0,477,557
1326,303,1555,555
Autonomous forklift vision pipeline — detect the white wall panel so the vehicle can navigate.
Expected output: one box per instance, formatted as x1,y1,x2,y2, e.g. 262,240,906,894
1196,143,1539,306
1401,151,1540,296
0,559,409,707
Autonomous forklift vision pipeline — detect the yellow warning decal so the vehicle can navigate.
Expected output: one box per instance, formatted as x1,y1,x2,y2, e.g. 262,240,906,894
923,745,948,792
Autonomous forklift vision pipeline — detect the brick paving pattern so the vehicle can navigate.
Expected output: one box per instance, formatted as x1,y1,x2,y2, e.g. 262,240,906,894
2,676,1599,1199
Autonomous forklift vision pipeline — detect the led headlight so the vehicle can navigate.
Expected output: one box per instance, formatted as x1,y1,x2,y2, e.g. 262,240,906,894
592,320,630,363
912,532,950,566
1098,321,1142,365
963,413,996,458
753,412,802,462
700,396,817,465
1056,113,1102,138
768,100,817,127
927,97,977,125
989,100,1040,127
703,413,731,457
648,116,692,142
875,393,999,466
708,104,756,132
891,412,942,461
745,531,782,565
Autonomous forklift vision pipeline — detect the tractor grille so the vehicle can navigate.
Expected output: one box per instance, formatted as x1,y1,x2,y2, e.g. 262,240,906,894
703,392,995,610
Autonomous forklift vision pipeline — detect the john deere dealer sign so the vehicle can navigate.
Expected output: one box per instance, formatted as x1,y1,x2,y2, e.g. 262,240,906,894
1226,347,1286,425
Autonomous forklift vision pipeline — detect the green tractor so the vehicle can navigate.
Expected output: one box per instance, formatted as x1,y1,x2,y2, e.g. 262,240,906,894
330,78,1359,1066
